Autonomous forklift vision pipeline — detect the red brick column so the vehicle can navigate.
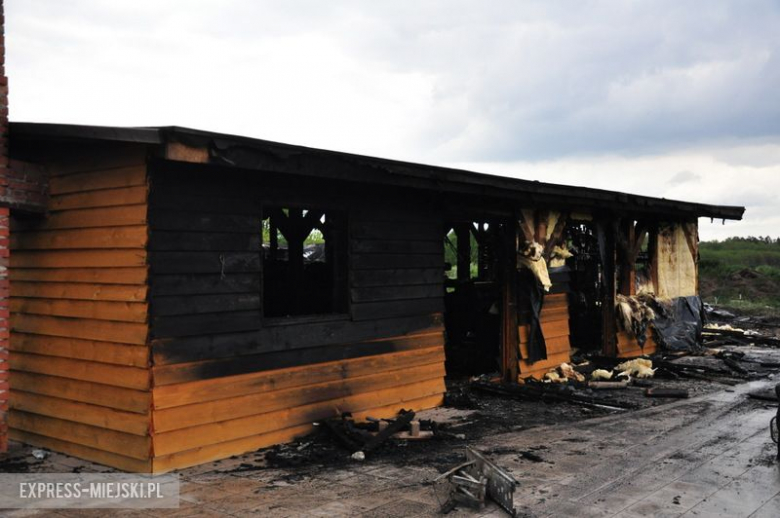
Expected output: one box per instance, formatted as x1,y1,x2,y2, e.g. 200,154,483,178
0,0,9,453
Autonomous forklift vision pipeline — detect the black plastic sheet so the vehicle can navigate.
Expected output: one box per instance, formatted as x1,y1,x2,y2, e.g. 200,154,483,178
651,296,705,352
518,268,547,363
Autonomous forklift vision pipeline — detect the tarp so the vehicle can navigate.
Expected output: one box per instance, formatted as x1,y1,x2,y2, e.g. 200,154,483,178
650,296,705,352
518,268,547,363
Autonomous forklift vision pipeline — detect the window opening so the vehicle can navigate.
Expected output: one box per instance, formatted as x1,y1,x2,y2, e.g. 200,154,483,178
262,206,347,318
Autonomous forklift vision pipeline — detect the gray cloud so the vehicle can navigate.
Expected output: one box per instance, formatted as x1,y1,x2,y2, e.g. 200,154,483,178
668,171,701,185
5,0,780,238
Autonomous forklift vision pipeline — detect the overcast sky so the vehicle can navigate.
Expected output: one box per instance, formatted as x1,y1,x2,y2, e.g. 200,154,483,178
7,1,780,240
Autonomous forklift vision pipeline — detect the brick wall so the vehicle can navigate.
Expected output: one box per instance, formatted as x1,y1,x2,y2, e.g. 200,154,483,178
0,0,9,453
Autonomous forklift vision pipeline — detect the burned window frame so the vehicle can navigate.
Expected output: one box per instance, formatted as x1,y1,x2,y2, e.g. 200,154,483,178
260,204,349,321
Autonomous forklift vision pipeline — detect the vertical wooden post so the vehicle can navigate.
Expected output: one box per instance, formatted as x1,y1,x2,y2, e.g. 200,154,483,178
648,222,659,295
618,219,636,296
269,218,278,261
682,220,699,295
456,223,471,281
331,213,349,313
288,209,305,314
501,220,519,382
600,220,618,357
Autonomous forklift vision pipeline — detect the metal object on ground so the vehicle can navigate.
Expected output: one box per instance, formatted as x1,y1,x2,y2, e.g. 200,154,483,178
464,447,518,517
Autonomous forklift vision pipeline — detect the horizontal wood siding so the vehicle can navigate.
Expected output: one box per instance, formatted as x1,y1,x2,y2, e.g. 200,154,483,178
9,143,152,472
149,163,447,471
617,330,658,357
518,293,572,379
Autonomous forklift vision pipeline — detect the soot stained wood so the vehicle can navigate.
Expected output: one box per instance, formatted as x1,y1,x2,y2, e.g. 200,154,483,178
351,240,441,255
149,232,260,252
351,253,442,270
154,334,443,385
152,293,261,317
150,211,260,232
150,252,260,274
151,311,262,338
152,313,444,365
352,221,441,241
351,268,442,288
350,285,442,303
149,162,447,372
150,274,260,296
351,299,444,321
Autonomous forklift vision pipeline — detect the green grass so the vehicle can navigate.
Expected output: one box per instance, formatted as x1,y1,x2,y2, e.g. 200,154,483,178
699,237,780,313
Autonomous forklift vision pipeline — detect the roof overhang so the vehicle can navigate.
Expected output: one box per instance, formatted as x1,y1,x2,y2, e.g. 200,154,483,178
10,122,745,221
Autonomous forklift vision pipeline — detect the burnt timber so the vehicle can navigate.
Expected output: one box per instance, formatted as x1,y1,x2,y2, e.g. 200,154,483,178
6,122,744,472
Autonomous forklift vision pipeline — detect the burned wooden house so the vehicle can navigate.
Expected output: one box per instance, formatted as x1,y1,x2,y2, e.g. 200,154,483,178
6,123,744,472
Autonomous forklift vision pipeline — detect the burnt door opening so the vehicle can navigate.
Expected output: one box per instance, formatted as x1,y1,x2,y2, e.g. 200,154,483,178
565,220,605,352
442,220,505,378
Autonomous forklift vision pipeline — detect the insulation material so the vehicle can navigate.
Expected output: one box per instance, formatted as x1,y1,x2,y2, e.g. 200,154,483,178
549,245,573,268
518,241,552,292
520,209,536,242
615,294,658,347
543,363,585,383
545,212,560,242
656,223,697,298
616,358,655,378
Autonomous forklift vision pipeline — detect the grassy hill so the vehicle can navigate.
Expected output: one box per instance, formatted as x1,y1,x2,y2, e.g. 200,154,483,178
699,237,780,314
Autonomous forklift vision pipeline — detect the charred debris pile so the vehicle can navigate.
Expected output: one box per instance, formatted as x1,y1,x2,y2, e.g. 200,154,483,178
233,305,780,476
470,305,780,413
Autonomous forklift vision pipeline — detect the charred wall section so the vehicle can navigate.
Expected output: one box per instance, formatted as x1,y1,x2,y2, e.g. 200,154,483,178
148,161,447,472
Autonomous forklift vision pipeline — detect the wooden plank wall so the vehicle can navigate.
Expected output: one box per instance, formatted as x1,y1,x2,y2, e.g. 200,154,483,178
517,293,572,379
8,143,152,472
148,163,446,472
617,330,658,357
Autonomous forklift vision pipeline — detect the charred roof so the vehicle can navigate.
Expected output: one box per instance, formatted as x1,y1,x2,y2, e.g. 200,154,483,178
10,122,745,221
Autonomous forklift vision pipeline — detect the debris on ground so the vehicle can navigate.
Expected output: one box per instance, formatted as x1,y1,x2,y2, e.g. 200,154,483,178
201,303,780,479
748,390,778,403
543,365,583,383
319,410,446,459
616,358,656,379
591,369,613,380
645,388,689,398
31,449,49,460
703,323,780,347
518,451,545,463
438,447,518,516
588,380,629,390
558,362,586,382
471,376,637,411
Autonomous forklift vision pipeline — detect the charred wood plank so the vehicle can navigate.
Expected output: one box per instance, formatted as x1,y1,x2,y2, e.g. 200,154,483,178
361,411,415,453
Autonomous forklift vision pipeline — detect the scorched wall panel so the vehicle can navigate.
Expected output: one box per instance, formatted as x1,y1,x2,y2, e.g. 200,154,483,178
148,162,446,472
